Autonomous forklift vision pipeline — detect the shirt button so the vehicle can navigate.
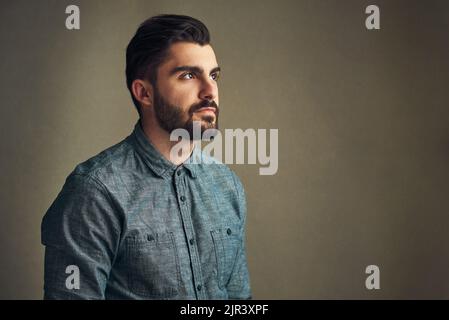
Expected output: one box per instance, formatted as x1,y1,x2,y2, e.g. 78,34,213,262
177,171,181,176
180,196,186,202
197,285,202,291
227,228,232,235
189,238,194,245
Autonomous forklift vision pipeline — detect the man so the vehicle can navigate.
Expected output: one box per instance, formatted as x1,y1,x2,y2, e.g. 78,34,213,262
41,14,251,299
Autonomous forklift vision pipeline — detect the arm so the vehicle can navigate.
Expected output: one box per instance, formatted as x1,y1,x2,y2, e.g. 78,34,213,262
226,173,252,299
41,173,122,299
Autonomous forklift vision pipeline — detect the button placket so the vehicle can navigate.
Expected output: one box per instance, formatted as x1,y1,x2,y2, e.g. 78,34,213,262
174,169,206,299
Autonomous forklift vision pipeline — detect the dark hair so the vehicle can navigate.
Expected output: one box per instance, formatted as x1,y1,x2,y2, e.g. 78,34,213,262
126,14,211,116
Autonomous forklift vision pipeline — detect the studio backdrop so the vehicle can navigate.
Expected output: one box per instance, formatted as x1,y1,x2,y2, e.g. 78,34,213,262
0,0,448,299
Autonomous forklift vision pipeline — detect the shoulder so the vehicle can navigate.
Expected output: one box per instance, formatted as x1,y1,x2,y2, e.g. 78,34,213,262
69,136,134,187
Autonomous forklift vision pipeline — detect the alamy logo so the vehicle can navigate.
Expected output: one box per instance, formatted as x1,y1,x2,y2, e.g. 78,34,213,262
365,265,380,290
65,265,80,290
170,121,278,175
65,5,80,30
365,5,380,30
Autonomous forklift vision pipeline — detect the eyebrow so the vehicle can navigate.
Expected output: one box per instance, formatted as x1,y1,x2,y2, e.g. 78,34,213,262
169,65,221,76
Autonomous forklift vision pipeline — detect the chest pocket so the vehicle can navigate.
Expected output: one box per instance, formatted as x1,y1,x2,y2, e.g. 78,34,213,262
211,225,242,289
125,231,180,298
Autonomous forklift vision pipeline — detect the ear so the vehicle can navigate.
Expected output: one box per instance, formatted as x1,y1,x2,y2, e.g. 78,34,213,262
131,79,153,110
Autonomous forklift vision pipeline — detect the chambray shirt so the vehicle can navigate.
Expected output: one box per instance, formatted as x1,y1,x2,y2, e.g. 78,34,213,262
41,121,251,300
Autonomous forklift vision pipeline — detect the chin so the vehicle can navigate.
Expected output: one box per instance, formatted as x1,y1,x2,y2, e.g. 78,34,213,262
196,116,216,126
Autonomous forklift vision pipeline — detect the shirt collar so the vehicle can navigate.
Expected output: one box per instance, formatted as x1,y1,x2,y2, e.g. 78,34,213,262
130,121,198,180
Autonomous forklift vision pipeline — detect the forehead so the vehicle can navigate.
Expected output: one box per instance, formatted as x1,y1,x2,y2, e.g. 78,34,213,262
160,42,218,71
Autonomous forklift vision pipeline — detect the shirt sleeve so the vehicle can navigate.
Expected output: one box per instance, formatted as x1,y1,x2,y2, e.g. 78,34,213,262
41,173,122,299
226,173,252,299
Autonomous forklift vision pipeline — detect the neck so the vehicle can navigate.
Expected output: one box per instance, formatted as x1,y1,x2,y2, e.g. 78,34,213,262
140,116,194,166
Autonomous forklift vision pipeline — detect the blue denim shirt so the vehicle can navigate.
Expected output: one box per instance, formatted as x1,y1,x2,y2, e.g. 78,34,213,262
41,121,251,300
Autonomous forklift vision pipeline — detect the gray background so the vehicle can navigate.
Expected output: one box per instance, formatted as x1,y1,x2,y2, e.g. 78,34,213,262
1,0,448,299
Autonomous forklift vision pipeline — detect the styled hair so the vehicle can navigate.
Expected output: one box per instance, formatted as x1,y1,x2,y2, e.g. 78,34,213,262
126,14,211,116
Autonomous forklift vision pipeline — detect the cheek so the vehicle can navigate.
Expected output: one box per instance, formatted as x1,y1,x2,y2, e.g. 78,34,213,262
158,79,192,105
168,87,197,109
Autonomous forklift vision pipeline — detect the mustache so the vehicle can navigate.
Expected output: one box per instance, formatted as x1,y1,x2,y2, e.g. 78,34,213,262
190,100,219,114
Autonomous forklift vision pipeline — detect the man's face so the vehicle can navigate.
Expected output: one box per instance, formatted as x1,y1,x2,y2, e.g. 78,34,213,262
152,42,220,139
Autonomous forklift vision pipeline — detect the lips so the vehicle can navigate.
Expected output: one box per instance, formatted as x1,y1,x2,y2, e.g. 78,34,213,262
195,107,216,114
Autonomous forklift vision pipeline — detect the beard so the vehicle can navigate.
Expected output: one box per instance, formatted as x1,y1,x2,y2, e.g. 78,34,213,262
153,86,219,140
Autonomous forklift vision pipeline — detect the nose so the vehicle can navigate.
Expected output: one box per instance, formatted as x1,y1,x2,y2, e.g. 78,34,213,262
199,77,218,102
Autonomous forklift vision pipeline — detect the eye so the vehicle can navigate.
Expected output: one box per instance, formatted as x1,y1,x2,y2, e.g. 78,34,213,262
210,72,220,81
180,72,194,80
